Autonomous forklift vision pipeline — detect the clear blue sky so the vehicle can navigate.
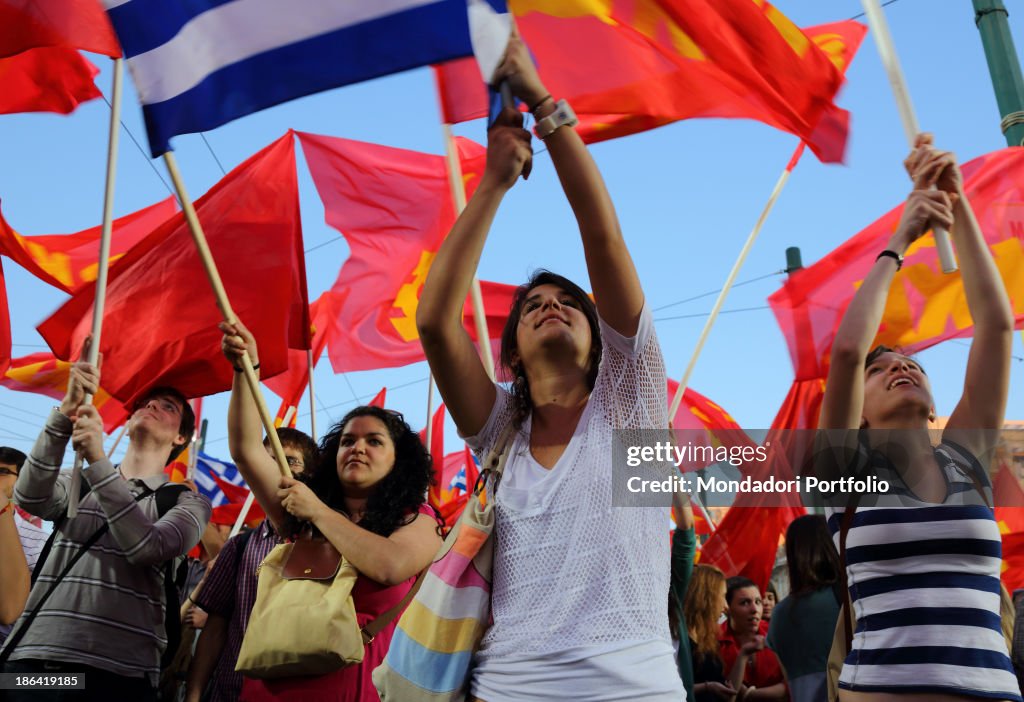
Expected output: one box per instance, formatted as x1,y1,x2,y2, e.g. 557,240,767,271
1,0,1022,467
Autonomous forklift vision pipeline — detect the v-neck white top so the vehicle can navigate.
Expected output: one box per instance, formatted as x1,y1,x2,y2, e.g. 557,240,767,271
465,303,682,701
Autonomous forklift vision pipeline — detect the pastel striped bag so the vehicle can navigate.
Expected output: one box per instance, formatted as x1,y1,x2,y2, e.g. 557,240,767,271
373,425,516,701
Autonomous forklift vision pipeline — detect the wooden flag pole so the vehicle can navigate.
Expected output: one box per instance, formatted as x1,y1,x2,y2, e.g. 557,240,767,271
424,375,436,453
186,434,199,482
231,404,294,536
161,152,292,480
860,0,957,274
229,491,256,539
668,144,804,423
106,423,129,455
306,349,318,442
690,493,717,534
68,58,125,518
443,124,496,381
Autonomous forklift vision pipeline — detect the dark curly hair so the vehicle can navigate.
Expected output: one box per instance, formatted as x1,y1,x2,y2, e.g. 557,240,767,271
295,406,436,538
499,270,602,430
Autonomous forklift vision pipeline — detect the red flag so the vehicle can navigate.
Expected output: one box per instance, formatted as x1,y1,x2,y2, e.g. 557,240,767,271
769,147,1024,382
994,462,1024,535
417,403,446,506
299,132,508,373
0,0,121,58
210,472,251,505
697,380,817,590
667,379,754,472
0,260,9,376
1002,532,1024,593
0,197,178,293
434,8,864,160
367,387,387,409
266,292,338,425
0,47,102,115
37,134,308,406
0,352,128,430
211,500,266,527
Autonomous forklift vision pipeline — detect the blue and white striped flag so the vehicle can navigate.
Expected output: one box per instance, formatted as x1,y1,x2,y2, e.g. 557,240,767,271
194,451,247,508
103,0,509,156
448,464,467,495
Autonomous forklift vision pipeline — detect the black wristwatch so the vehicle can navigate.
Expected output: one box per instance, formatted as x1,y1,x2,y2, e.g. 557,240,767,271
876,249,903,270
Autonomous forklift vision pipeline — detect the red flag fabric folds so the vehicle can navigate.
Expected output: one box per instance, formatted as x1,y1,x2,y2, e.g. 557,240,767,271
1,352,128,430
0,47,102,115
667,379,754,472
266,292,337,425
37,133,308,406
769,147,1024,381
0,197,178,293
367,387,387,409
434,6,864,160
0,0,121,58
697,380,818,590
299,131,509,373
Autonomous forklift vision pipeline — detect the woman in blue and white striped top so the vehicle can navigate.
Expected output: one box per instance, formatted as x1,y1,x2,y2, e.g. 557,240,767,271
820,135,1020,702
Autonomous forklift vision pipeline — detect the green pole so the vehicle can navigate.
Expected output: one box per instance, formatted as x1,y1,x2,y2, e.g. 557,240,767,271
198,418,208,454
973,0,1024,146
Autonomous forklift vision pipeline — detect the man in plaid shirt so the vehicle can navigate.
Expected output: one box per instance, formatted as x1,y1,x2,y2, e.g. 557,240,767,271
185,428,318,702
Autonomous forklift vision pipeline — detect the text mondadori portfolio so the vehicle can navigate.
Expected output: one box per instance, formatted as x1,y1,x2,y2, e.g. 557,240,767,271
625,474,890,495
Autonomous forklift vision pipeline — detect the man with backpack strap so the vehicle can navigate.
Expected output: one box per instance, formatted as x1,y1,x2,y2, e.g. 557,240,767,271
0,356,212,701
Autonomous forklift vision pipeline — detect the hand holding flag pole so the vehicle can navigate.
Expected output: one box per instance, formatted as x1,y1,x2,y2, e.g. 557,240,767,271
161,152,293,481
860,0,957,273
68,58,124,518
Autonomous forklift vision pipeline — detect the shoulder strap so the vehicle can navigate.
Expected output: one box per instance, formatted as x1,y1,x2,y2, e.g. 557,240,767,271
837,453,870,654
155,483,191,517
473,423,518,499
937,442,993,509
29,477,93,586
360,567,428,645
0,485,155,664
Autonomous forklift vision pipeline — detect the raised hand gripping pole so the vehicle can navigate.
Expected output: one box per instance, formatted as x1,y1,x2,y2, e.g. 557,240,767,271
161,152,292,481
68,58,124,518
861,0,957,273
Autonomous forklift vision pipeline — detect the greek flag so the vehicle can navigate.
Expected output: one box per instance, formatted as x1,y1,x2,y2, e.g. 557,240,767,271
448,464,468,495
194,451,246,507
103,0,509,155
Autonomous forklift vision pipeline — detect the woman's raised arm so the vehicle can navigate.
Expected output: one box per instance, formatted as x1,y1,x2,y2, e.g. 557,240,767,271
495,29,644,336
820,148,955,430
416,110,531,437
920,139,1016,448
219,320,290,532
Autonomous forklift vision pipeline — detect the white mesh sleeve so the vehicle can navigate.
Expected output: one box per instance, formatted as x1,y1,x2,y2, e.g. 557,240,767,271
461,384,515,461
594,301,667,432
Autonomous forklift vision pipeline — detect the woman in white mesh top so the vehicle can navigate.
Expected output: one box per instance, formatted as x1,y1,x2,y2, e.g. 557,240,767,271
416,30,683,702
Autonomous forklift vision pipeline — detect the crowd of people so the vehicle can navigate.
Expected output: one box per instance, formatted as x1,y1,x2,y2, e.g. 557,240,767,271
0,35,1022,702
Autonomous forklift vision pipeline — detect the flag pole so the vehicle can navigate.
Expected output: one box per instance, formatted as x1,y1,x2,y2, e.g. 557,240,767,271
306,349,318,442
161,152,293,480
425,375,436,453
860,0,957,274
229,491,255,539
231,404,292,536
185,437,199,481
106,423,129,455
442,123,495,381
668,144,804,423
68,58,125,518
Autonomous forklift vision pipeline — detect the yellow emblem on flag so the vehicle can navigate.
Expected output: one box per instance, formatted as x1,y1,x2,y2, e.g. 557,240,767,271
389,250,436,342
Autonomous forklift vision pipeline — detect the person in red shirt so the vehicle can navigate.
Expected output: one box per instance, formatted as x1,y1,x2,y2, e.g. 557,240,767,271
718,576,788,701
